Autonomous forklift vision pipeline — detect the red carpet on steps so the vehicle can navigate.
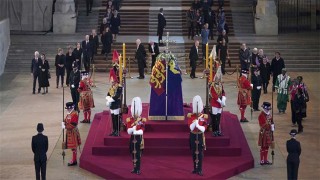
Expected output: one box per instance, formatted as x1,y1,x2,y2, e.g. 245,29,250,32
80,103,254,179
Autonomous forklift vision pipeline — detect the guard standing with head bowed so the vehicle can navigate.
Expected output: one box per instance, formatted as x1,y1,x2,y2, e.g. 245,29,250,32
187,95,208,176
126,97,146,175
209,66,226,137
106,59,123,136
258,102,275,165
237,69,253,122
78,70,95,123
62,102,81,166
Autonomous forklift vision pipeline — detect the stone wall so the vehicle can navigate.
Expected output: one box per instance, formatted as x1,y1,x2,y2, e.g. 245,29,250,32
0,0,53,31
0,19,10,75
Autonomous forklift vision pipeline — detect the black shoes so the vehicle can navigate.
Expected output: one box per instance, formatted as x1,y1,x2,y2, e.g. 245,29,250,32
137,76,144,79
131,169,141,175
240,118,249,123
68,161,77,166
192,169,203,176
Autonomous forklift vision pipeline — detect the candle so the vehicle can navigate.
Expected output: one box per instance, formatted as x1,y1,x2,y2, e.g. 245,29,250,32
119,54,123,84
210,55,213,82
206,43,209,69
123,43,126,68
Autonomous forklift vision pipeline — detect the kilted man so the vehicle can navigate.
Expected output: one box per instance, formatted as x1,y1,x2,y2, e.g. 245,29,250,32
209,66,226,137
78,71,95,123
62,102,81,166
106,65,123,136
258,102,275,165
286,129,301,180
126,97,146,175
237,69,253,122
275,68,291,114
187,95,208,176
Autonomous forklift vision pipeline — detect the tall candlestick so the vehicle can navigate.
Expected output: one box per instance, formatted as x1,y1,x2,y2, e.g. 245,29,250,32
123,43,126,68
206,43,209,69
119,54,123,84
210,55,213,82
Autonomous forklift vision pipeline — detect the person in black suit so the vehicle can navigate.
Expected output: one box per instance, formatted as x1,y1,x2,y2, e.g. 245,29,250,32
135,39,147,79
101,27,113,61
189,40,199,79
31,51,41,94
270,52,285,92
55,48,66,88
85,0,93,16
82,35,93,72
69,62,81,111
32,123,48,180
287,129,301,180
73,42,83,70
89,29,99,63
65,46,75,87
157,8,166,46
251,68,262,111
148,41,159,71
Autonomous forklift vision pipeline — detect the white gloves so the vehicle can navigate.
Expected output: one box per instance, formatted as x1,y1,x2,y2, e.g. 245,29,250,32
221,96,226,107
196,119,205,132
257,86,261,90
217,98,222,105
189,119,197,131
61,122,65,129
127,126,134,134
250,84,253,88
106,96,115,103
71,84,75,88
106,101,111,107
271,124,275,132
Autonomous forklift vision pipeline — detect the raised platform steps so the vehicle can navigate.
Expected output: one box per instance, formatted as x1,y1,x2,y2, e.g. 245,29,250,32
79,103,254,179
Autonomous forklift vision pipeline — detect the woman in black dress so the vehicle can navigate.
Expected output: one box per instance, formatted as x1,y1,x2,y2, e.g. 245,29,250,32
73,42,83,69
110,10,121,41
39,54,50,94
55,48,66,88
101,27,113,61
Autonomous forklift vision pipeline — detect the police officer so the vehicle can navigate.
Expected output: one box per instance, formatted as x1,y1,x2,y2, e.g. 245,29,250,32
69,62,80,111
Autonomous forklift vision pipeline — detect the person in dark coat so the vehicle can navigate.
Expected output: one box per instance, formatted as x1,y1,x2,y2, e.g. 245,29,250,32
85,0,93,16
157,8,166,46
65,47,75,87
55,48,66,88
251,68,262,111
217,30,228,45
271,52,285,92
293,88,305,133
39,54,50,94
82,35,93,72
286,129,301,180
260,57,271,94
89,29,99,63
186,7,196,40
99,18,108,35
208,8,216,40
69,62,81,111
31,51,41,94
148,41,160,71
216,38,228,75
32,123,48,180
189,40,199,79
135,39,147,79
73,42,83,70
239,43,251,70
101,27,113,61
110,10,121,41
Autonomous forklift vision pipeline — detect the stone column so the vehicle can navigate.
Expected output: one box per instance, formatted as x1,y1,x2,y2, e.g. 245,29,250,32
53,0,76,34
255,0,278,35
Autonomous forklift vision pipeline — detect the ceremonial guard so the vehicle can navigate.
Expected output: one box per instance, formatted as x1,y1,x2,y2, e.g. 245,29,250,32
126,97,146,175
286,129,301,180
106,64,123,136
62,102,81,166
69,62,80,111
252,68,262,111
258,102,275,165
209,66,226,137
275,68,291,113
78,71,95,123
237,69,253,122
187,95,208,176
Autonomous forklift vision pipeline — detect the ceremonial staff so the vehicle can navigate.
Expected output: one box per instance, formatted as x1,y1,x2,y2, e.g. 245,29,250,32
249,66,253,121
271,87,275,164
204,43,210,114
61,86,65,163
132,100,138,168
195,102,200,169
122,43,129,114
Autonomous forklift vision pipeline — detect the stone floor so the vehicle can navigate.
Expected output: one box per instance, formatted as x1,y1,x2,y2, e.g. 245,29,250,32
0,71,319,180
